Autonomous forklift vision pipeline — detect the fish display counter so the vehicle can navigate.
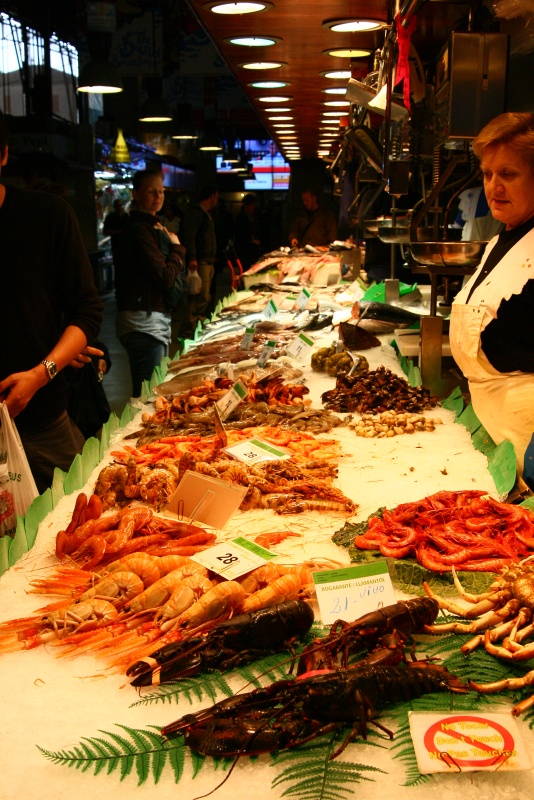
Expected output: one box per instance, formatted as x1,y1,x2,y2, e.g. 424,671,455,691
1,285,533,800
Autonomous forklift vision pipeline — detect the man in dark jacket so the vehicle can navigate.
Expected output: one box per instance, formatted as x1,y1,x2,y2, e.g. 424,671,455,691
0,110,103,493
289,188,338,249
181,183,219,329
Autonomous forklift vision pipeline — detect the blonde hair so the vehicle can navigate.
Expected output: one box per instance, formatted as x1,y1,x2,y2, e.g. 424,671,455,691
473,112,534,169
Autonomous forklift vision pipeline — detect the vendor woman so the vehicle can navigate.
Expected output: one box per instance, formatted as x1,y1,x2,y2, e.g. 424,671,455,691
450,112,534,487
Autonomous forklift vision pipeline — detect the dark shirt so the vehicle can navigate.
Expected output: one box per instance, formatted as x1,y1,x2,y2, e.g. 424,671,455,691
0,185,103,432
182,204,217,266
473,217,534,373
114,210,185,313
289,205,338,248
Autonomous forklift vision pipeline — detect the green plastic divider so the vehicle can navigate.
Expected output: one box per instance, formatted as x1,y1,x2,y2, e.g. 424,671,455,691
0,537,9,574
471,426,497,457
488,440,517,497
63,453,84,495
442,386,464,416
456,403,482,435
24,491,53,549
51,467,66,506
520,495,534,509
8,517,28,563
362,280,418,303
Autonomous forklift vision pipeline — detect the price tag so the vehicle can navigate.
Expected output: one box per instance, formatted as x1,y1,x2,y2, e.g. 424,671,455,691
286,332,314,360
223,436,290,464
409,711,532,773
313,561,396,625
296,287,311,310
192,536,278,579
215,379,248,421
263,299,278,319
213,404,228,447
257,340,276,368
240,326,256,350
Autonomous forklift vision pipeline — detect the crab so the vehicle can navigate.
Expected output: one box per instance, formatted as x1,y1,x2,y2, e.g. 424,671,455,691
423,561,534,715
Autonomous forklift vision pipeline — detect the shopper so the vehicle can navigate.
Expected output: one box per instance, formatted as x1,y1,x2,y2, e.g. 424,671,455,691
0,109,104,493
234,193,262,269
450,112,534,487
289,188,338,249
181,183,218,330
114,169,186,397
103,197,128,278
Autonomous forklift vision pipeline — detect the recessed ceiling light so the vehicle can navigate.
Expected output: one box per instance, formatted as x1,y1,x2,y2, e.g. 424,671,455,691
249,80,289,88
322,87,346,94
321,70,351,79
257,95,292,102
241,61,284,70
264,106,292,112
322,110,346,117
268,115,293,120
325,47,371,58
320,132,338,137
272,123,294,127
207,2,272,15
226,35,280,46
323,18,385,32
323,100,350,107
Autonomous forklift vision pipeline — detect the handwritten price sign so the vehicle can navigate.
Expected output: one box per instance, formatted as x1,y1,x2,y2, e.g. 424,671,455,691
313,561,396,625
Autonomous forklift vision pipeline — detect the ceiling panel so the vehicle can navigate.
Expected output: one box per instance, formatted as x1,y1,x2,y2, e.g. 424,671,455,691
185,0,469,159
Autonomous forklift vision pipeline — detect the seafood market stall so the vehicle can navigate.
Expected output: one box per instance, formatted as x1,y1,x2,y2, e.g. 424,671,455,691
2,288,534,800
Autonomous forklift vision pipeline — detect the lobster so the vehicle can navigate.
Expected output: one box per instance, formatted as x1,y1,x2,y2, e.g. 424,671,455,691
127,599,315,686
161,663,468,759
296,596,439,674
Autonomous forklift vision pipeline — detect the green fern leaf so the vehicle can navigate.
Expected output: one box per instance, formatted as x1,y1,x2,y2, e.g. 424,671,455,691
168,741,186,782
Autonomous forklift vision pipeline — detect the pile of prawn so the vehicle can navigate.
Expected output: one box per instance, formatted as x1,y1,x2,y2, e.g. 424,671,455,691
148,374,310,422
349,489,534,573
0,545,320,671
55,492,217,570
94,428,351,514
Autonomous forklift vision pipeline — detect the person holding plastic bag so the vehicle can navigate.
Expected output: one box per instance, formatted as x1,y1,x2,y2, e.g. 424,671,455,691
0,403,38,537
0,110,103,494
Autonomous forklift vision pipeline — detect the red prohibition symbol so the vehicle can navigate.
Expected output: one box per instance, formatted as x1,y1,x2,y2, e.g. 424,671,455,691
423,714,515,769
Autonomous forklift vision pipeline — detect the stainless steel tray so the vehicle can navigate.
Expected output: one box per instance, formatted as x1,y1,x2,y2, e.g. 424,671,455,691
410,240,488,271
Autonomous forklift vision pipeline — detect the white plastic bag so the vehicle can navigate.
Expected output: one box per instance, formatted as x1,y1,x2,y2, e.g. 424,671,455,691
187,268,202,295
0,402,39,538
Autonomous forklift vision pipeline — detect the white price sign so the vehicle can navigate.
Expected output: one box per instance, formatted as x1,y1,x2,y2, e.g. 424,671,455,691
287,332,314,360
192,536,278,579
409,711,532,773
263,299,278,319
313,561,396,625
257,340,276,367
215,379,248,421
240,326,256,350
296,287,311,310
224,436,290,464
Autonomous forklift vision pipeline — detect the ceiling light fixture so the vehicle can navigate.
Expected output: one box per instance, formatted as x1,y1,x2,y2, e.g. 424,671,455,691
322,110,346,117
268,115,293,120
249,80,289,88
323,100,350,107
264,106,292,112
323,18,385,32
321,69,351,79
207,2,272,15
241,61,284,69
272,123,294,127
138,96,173,122
322,87,347,94
325,47,372,58
78,59,123,93
226,35,280,46
199,125,223,151
257,95,292,102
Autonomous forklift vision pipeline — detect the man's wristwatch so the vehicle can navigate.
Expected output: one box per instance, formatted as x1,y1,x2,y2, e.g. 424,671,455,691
41,359,58,381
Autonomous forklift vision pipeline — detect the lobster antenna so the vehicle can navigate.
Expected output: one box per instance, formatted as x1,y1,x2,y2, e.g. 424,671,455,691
192,755,240,799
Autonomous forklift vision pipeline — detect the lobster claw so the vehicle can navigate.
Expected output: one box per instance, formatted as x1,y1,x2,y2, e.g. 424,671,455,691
127,637,206,685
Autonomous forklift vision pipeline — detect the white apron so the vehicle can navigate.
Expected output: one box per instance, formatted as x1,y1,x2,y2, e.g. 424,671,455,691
450,228,534,475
